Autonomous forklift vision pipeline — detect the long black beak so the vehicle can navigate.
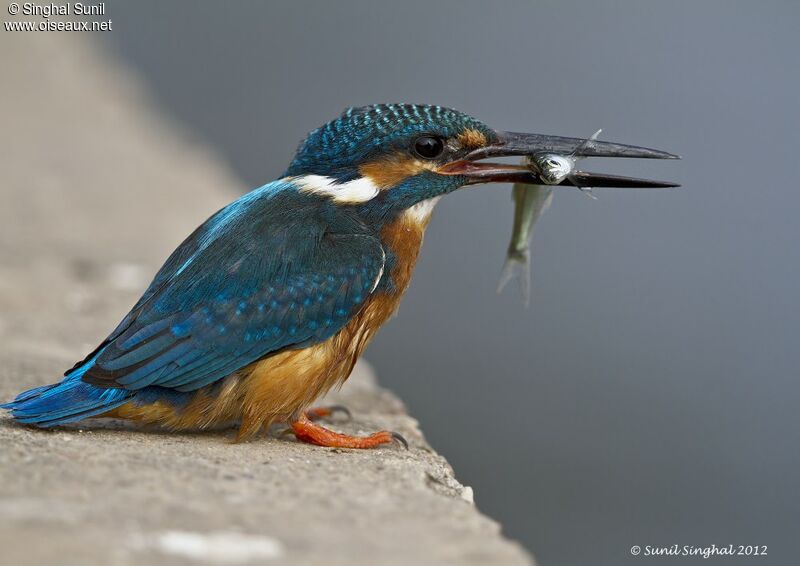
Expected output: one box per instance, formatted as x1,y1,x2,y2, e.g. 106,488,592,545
438,130,680,188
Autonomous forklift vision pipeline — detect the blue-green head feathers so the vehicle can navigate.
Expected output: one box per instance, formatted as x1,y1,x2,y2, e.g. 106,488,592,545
284,104,496,222
285,104,493,179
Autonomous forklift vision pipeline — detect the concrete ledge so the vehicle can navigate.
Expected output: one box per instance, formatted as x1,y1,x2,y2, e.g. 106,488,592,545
0,26,533,566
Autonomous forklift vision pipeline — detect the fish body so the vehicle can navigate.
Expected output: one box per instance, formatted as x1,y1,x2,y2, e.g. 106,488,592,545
497,170,553,305
497,146,593,305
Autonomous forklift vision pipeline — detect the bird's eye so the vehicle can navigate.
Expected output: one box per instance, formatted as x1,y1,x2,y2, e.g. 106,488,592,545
412,136,445,159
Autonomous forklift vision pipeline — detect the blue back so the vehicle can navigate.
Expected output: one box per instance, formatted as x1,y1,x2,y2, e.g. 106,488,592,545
79,181,385,392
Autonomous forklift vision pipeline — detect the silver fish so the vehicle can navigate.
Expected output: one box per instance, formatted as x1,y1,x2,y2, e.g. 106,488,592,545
496,159,554,306
497,130,603,305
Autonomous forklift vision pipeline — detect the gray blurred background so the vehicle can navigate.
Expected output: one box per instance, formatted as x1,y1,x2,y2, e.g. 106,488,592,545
92,1,797,564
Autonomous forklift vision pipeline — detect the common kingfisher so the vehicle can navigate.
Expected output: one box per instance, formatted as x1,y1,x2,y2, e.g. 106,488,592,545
3,104,678,448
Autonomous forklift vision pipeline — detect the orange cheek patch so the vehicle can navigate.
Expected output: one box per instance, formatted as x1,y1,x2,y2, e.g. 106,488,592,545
359,155,435,190
457,128,488,149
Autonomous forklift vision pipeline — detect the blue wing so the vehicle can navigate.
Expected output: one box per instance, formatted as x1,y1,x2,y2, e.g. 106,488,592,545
80,181,385,392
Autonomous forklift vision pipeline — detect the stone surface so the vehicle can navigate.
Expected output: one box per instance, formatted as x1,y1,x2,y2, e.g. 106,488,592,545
0,25,533,566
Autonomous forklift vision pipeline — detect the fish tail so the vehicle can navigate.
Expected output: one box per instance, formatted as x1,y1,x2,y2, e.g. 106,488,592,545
496,251,531,307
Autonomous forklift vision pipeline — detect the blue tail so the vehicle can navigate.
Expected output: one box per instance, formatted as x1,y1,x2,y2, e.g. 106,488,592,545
1,352,133,427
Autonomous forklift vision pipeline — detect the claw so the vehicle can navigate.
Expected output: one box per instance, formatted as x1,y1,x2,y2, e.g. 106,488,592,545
391,431,409,450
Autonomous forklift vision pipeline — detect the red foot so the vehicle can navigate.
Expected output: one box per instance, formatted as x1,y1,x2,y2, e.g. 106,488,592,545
290,414,407,450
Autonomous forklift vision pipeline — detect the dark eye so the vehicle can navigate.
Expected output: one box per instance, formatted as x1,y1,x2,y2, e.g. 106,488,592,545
413,135,445,159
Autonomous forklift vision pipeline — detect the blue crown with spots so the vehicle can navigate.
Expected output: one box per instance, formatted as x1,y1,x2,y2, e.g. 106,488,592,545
285,104,492,178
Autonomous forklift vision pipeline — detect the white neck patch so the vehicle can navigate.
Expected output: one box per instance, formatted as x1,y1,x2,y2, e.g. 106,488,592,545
293,174,379,204
404,196,441,224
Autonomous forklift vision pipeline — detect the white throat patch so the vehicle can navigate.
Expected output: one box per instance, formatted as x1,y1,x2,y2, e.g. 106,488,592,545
293,175,379,204
404,196,441,224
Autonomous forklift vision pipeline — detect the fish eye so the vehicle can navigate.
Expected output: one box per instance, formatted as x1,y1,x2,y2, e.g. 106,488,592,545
412,135,445,159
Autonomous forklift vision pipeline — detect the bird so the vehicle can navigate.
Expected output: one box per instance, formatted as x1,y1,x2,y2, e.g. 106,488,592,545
2,104,678,448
